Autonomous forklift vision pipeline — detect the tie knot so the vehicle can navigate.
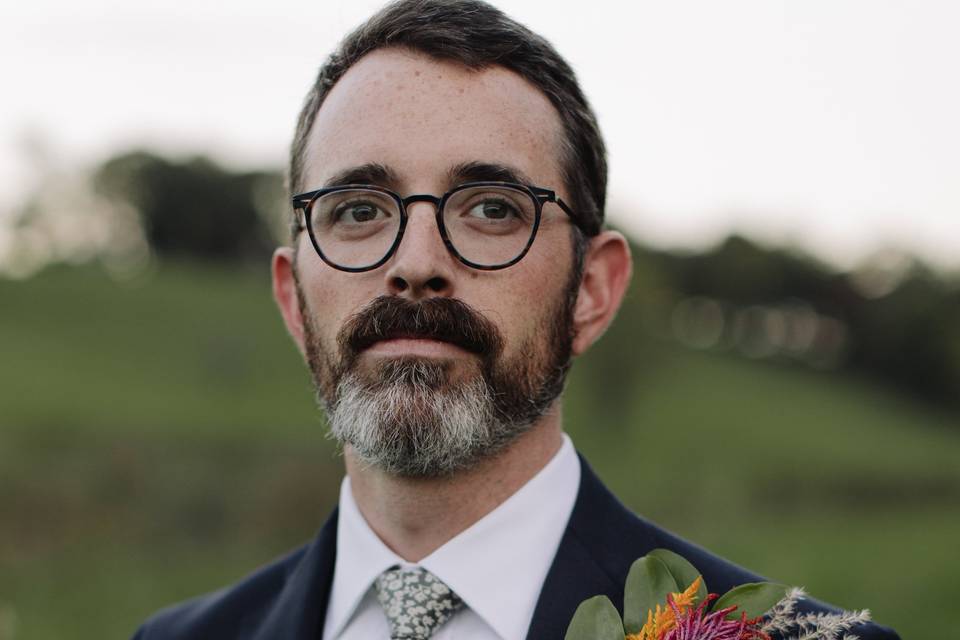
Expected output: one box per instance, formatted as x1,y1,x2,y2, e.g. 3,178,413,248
374,566,464,639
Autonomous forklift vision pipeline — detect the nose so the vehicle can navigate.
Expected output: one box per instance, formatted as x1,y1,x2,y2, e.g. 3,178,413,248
383,201,455,299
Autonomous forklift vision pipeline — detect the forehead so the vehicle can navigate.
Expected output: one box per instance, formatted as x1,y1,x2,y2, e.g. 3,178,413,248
303,48,565,190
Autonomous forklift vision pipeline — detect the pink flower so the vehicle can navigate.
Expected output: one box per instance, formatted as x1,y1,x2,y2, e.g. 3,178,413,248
660,594,769,640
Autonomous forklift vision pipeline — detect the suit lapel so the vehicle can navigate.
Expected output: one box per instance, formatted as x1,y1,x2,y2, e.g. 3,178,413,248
253,507,339,640
526,456,659,639
525,520,620,639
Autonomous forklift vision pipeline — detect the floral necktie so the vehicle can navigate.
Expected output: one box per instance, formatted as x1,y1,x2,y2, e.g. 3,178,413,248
374,566,464,639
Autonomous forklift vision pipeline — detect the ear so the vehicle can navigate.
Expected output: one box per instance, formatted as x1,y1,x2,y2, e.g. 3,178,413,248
272,246,307,355
571,230,632,356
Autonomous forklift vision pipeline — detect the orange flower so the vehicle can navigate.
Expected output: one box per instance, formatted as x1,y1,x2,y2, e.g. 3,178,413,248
625,576,702,640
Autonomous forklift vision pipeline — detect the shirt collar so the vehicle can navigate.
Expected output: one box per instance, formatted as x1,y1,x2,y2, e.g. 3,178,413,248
324,473,404,639
325,434,581,640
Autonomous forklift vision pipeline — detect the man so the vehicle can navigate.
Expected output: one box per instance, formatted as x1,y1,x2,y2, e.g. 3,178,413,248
134,1,899,638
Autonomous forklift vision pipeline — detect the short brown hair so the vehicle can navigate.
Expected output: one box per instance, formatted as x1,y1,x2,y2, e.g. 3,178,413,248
288,0,607,237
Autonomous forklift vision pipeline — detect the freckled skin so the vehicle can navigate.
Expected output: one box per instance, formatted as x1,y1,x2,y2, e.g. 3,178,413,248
297,48,575,379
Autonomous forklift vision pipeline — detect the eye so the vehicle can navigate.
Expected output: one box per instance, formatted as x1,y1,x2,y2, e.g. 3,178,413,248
333,200,389,224
466,198,520,221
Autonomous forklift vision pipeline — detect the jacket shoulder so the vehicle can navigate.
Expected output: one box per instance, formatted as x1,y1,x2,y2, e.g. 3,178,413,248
568,459,764,595
618,514,899,638
132,545,308,640
571,458,900,640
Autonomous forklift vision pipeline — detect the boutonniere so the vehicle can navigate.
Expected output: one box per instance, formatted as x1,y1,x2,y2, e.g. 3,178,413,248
564,549,871,640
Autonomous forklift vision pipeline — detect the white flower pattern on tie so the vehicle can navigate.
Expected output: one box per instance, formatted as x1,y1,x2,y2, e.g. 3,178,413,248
374,566,464,639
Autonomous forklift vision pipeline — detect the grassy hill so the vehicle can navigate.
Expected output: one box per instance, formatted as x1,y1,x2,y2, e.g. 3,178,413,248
1,262,957,639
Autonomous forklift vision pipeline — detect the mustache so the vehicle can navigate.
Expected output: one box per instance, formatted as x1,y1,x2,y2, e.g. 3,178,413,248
338,296,504,359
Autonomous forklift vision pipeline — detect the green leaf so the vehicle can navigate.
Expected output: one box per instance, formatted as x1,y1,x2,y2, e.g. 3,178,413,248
712,582,787,619
623,556,680,633
647,548,708,603
564,595,625,640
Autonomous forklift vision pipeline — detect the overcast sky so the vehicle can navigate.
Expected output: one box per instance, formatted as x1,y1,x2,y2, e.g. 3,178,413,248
2,0,958,270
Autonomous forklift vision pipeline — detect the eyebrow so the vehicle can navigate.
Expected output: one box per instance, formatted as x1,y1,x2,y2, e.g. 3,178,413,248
322,163,401,189
320,160,537,192
448,161,536,187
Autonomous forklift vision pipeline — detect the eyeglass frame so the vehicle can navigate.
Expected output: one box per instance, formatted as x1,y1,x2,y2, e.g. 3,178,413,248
290,181,578,272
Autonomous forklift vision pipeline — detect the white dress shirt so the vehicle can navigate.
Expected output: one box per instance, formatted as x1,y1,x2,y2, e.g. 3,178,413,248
321,433,581,640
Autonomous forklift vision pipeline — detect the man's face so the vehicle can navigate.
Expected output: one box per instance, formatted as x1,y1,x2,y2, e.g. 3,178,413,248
287,48,579,476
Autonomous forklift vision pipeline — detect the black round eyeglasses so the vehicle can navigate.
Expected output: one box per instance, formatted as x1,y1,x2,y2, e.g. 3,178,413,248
290,181,576,272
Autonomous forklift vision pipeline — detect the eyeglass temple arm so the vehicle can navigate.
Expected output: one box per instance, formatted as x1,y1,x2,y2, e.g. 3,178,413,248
530,186,576,221
290,193,318,232
291,192,316,209
553,197,576,219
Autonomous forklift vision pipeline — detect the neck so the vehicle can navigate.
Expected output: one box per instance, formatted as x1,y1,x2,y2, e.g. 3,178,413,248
345,409,564,562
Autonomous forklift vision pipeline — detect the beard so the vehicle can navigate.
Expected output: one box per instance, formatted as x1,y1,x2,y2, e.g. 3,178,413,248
295,272,578,478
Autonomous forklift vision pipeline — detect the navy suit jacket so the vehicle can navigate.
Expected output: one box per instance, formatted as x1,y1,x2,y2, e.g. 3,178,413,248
134,457,899,639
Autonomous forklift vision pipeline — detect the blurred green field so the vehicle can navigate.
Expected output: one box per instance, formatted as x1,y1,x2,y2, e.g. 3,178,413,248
1,263,958,639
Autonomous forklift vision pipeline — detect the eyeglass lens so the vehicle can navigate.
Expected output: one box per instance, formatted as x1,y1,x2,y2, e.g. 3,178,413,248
307,185,538,269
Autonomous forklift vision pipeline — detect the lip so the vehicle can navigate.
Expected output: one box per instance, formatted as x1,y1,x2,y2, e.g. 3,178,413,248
364,337,472,359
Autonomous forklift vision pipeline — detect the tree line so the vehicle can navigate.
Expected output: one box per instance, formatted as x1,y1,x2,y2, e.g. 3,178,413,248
10,149,959,411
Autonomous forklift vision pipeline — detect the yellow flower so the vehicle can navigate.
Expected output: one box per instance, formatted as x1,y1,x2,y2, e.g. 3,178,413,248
625,576,702,640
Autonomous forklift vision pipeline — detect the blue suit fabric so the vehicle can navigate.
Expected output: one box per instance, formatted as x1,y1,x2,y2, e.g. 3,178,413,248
134,456,900,639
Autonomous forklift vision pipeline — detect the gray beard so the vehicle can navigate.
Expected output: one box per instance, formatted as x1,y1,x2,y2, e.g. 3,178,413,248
295,241,582,479
324,358,535,478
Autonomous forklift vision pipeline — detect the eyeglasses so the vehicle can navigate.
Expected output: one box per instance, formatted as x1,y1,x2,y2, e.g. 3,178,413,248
291,181,576,272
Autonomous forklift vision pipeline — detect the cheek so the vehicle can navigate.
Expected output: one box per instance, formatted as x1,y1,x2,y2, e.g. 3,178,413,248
521,227,575,298
485,244,572,342
296,262,370,347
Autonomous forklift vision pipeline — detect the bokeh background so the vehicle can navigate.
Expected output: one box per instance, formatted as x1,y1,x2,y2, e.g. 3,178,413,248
2,1,958,639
